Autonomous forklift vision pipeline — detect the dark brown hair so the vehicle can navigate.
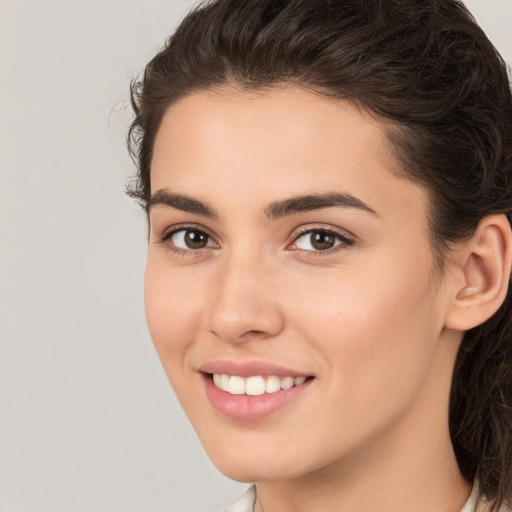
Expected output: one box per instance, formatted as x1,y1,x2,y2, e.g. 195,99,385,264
128,1,512,509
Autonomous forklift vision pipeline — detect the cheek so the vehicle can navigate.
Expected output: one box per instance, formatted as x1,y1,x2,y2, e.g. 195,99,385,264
143,257,203,375
285,251,440,414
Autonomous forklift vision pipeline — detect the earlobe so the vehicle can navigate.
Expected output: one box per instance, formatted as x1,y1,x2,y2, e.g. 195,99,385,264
445,215,512,331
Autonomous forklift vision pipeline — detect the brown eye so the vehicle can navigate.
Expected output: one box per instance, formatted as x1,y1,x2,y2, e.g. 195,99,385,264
310,231,337,250
169,228,215,250
184,230,208,248
293,229,352,252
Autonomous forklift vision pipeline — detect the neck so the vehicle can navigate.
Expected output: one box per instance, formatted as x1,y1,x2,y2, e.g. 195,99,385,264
254,432,471,512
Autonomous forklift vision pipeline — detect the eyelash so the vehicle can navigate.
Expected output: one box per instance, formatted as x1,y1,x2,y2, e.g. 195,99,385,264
157,224,355,257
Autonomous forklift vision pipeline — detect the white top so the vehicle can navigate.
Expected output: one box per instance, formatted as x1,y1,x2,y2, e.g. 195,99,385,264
225,486,256,512
226,481,509,512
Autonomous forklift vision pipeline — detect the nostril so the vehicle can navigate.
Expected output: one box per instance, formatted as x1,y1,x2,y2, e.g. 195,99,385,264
243,329,266,337
209,328,273,342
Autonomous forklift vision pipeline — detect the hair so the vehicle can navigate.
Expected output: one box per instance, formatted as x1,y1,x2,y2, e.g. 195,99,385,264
127,0,512,509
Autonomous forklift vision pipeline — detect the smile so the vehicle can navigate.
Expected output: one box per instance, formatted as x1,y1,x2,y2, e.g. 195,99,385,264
204,372,314,420
212,373,307,395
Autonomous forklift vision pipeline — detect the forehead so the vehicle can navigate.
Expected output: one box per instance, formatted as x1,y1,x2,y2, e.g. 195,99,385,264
150,86,427,224
154,86,391,158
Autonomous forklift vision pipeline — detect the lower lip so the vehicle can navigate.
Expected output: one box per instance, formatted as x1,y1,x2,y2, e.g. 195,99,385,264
203,374,313,421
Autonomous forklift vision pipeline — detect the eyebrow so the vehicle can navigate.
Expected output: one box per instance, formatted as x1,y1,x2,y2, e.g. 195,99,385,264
148,189,378,219
149,189,219,219
264,192,378,219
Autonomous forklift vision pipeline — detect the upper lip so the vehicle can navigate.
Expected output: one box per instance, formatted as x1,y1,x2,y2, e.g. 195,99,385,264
198,359,312,378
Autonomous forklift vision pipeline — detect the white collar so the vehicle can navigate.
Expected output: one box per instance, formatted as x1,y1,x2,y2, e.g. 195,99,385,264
225,485,256,512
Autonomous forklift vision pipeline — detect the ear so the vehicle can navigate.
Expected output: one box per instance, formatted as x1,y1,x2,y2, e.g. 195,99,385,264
444,214,512,331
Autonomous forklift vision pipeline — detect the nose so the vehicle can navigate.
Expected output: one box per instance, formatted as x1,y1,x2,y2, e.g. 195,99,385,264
207,253,285,344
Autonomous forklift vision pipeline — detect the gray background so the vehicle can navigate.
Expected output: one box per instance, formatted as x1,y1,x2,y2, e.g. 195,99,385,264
0,1,510,511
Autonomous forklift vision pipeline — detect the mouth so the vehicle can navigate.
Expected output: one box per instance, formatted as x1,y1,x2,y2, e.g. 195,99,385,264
201,370,315,421
209,373,311,395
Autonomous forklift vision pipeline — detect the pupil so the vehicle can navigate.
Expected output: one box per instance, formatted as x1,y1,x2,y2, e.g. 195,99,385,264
312,231,335,250
185,230,208,249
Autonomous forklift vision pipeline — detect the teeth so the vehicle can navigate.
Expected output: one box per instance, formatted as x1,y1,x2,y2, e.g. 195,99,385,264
228,375,245,395
265,375,281,393
246,376,266,396
280,376,294,389
220,373,230,391
212,373,308,395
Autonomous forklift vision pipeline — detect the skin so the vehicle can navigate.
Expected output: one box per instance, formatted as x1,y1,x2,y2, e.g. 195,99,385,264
145,86,476,512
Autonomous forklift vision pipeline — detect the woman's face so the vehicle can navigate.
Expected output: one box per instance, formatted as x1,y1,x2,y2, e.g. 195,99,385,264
145,87,460,482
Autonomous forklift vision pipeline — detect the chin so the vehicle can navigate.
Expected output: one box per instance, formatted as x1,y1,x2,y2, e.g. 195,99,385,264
200,436,319,483
213,458,303,483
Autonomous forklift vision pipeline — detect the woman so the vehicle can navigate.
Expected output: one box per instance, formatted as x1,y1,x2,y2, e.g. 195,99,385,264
128,1,512,510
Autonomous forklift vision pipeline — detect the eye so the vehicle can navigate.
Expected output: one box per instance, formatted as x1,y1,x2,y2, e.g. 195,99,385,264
291,228,353,252
164,227,217,251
